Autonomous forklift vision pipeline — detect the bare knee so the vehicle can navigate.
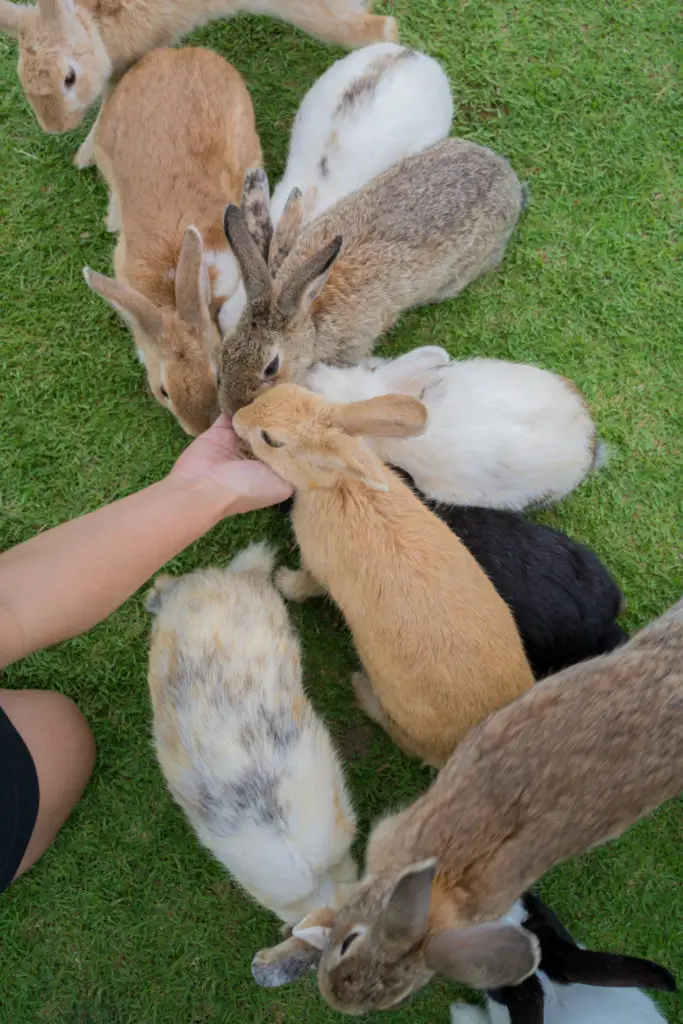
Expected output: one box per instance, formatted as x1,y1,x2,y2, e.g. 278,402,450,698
0,689,95,880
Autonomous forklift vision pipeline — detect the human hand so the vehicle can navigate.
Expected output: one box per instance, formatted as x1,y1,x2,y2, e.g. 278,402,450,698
170,415,293,515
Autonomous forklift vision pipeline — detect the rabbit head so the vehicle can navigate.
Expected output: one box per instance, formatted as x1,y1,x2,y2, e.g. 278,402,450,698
219,171,343,413
0,0,110,133
252,861,541,1013
231,382,427,492
84,227,219,436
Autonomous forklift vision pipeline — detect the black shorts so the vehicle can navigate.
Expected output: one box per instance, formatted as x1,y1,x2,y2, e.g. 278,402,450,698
0,705,40,893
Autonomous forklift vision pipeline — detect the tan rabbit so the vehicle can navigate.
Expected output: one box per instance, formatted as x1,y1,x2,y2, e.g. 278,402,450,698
0,0,398,155
251,595,683,1012
219,138,525,412
232,383,534,769
82,47,262,436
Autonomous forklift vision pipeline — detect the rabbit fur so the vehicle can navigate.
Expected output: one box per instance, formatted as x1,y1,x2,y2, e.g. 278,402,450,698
82,47,263,436
274,475,630,680
0,0,398,153
218,42,453,337
450,893,675,1024
232,383,534,769
219,137,525,412
145,541,357,926
395,479,629,679
250,594,683,1013
305,346,602,509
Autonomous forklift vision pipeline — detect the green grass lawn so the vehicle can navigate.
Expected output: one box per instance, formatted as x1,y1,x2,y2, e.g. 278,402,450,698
1,1,682,1021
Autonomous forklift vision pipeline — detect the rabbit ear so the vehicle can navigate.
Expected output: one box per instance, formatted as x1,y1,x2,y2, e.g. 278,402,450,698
144,575,179,614
223,204,272,314
38,0,73,22
301,432,388,492
83,267,164,341
548,948,677,992
333,395,428,439
276,235,343,322
425,924,541,989
380,860,437,946
0,1,30,36
242,168,273,263
175,227,212,338
251,936,323,988
251,908,336,988
269,187,305,278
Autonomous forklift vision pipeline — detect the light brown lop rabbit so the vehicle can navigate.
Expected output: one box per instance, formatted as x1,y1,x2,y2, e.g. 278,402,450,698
219,138,525,412
251,595,683,1012
0,0,397,155
232,383,534,769
82,47,262,436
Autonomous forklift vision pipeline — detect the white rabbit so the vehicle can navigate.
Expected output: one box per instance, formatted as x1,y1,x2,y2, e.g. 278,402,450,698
218,43,453,337
145,542,357,925
270,42,453,225
305,346,602,509
450,895,672,1024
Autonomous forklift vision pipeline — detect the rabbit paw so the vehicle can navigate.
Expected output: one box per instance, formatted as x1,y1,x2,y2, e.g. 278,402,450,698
351,672,384,723
275,568,325,603
383,15,399,42
73,137,95,170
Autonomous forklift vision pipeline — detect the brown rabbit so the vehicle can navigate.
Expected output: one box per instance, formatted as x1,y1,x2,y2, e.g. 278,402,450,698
232,383,534,768
219,137,525,412
83,47,262,436
251,595,683,1013
0,0,397,153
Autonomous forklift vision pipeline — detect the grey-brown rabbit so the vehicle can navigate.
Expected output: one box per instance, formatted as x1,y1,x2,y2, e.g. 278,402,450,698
219,138,525,411
252,595,683,1013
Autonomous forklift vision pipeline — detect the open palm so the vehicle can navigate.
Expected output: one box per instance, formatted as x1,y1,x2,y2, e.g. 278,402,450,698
171,415,293,515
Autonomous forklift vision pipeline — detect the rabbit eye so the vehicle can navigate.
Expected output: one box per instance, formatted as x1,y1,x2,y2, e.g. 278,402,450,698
160,385,169,400
263,353,280,379
261,430,284,449
339,930,362,957
64,67,76,88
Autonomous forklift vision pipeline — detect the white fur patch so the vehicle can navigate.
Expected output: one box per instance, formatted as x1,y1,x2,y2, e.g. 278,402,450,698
204,249,241,302
218,282,247,337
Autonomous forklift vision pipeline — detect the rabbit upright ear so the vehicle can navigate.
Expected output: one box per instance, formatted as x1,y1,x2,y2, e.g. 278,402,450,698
175,227,212,338
223,205,272,314
381,859,437,946
276,236,343,321
425,924,541,989
269,187,305,278
83,267,164,341
242,168,273,263
0,1,30,36
334,394,428,439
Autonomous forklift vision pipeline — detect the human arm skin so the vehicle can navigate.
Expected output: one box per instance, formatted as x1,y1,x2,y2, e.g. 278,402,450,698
0,417,292,669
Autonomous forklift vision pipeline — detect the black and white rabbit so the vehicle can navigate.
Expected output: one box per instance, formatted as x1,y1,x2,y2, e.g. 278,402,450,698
450,893,675,1024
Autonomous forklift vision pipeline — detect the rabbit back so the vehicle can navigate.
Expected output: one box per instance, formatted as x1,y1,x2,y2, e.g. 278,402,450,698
451,986,668,1024
373,358,598,509
270,43,453,225
146,550,356,921
423,503,627,679
95,47,261,305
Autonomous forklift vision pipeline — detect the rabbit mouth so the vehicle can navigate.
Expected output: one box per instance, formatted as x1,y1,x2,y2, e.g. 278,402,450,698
237,437,257,461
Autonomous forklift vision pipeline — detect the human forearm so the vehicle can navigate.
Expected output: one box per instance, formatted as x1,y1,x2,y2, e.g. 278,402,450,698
0,474,231,667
